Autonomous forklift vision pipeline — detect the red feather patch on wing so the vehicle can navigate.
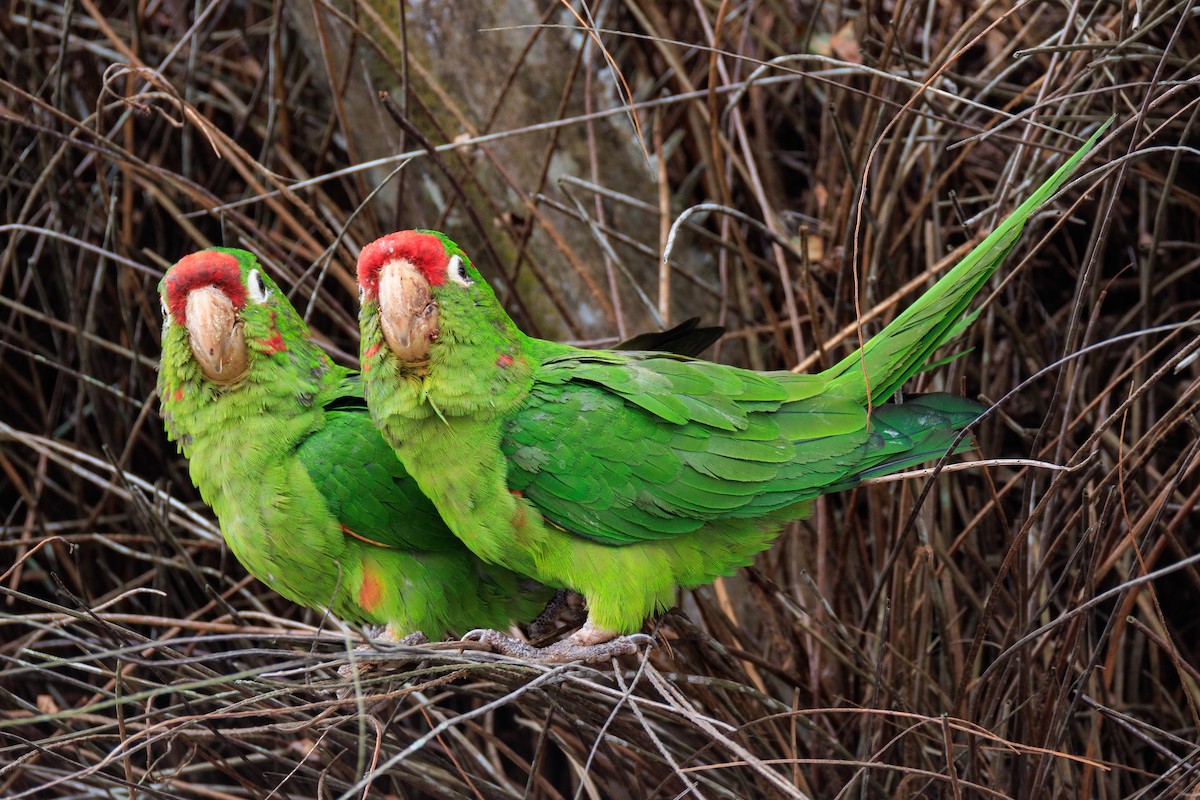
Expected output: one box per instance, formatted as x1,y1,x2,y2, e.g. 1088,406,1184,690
164,251,245,325
358,560,384,614
357,230,449,298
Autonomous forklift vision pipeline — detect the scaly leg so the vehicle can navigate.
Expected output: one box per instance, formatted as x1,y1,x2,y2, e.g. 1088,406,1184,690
387,627,432,647
526,589,587,641
338,626,429,680
464,619,652,663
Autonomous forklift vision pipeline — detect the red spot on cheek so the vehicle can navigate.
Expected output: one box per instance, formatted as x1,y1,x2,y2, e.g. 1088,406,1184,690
173,387,184,402
258,332,286,354
358,562,384,614
362,342,380,372
496,353,514,368
257,311,287,354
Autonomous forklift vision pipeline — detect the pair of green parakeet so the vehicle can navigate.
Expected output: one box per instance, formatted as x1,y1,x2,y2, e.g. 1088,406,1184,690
158,123,1105,662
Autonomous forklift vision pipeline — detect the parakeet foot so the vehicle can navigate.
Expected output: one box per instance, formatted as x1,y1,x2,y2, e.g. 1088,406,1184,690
460,629,544,659
538,632,654,663
463,621,653,663
338,628,430,682
526,589,587,641
390,630,432,647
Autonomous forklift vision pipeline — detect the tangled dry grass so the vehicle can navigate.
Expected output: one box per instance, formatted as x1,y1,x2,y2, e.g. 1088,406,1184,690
2,0,1199,797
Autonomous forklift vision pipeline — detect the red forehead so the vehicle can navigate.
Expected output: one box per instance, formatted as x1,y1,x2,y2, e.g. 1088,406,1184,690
357,231,448,298
163,251,245,325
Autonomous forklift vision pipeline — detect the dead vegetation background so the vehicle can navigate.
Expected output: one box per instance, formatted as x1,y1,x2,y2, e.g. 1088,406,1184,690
2,0,1199,797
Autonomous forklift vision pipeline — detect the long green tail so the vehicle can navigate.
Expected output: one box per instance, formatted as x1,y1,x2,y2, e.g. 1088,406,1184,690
821,119,1110,404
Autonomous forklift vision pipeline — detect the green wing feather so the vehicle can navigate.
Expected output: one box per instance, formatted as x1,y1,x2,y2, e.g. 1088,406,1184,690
503,351,985,546
298,391,453,553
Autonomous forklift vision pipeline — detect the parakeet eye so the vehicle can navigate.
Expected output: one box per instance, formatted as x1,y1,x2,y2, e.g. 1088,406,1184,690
160,296,170,321
447,255,472,288
247,269,270,303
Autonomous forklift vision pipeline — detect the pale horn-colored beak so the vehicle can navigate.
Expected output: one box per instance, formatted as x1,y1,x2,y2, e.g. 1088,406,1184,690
378,260,440,362
185,286,249,384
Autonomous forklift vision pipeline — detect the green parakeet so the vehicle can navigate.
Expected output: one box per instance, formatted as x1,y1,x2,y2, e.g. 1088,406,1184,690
157,249,556,641
356,123,1107,662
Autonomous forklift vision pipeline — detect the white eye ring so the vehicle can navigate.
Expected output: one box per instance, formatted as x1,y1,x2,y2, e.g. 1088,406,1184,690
247,269,270,303
447,255,472,288
160,296,170,321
